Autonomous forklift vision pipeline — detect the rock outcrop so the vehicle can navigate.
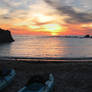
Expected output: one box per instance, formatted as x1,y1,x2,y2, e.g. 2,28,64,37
0,28,14,43
84,34,92,38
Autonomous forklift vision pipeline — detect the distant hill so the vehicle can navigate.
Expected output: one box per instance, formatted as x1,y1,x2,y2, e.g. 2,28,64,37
0,28,14,43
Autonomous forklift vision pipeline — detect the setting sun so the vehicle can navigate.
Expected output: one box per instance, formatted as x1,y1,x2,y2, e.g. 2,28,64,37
51,32,58,36
43,24,62,35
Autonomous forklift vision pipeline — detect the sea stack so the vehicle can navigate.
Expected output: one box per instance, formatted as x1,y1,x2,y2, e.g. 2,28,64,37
0,28,14,43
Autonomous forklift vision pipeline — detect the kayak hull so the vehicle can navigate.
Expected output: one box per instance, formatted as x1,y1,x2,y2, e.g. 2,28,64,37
0,69,16,90
18,73,54,92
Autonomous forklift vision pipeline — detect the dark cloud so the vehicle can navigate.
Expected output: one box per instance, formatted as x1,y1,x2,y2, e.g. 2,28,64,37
0,15,12,20
44,0,92,24
58,6,92,24
32,19,53,26
2,16,12,19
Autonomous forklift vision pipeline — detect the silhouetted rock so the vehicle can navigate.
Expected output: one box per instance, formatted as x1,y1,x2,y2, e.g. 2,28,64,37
84,34,91,38
0,28,14,43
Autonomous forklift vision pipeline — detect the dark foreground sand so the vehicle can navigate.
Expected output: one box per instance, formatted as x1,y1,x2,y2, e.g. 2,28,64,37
0,60,92,92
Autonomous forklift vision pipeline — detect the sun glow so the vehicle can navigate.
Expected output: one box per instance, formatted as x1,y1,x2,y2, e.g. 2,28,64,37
51,32,58,36
27,13,64,36
8,12,66,35
81,24,92,28
43,24,62,35
33,13,54,23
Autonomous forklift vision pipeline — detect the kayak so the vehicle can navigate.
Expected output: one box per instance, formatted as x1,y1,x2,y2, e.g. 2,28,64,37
18,73,54,92
0,69,16,90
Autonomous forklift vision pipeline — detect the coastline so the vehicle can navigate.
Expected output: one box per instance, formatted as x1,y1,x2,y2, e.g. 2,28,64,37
1,56,92,62
0,59,92,92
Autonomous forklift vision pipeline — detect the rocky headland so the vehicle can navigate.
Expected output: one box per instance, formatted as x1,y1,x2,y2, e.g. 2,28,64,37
0,28,14,43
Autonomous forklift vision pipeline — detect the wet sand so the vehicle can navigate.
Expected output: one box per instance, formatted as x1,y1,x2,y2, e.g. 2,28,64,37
0,60,92,92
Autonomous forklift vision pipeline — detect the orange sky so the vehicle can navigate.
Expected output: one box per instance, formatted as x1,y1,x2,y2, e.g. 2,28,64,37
1,22,92,36
0,0,92,36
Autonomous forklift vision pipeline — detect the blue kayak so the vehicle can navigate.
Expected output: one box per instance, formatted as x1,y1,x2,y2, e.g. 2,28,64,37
18,73,54,92
0,69,16,90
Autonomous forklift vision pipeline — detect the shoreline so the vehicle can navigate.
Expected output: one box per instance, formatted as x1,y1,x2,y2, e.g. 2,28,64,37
1,56,92,62
0,59,92,92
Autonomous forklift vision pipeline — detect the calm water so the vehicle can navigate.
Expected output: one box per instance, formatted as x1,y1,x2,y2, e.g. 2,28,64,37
0,35,92,59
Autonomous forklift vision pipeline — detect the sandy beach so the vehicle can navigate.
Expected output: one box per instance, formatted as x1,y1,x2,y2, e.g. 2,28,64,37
0,59,92,92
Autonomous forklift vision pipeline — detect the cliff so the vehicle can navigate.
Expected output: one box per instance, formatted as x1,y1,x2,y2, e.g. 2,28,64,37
0,28,14,43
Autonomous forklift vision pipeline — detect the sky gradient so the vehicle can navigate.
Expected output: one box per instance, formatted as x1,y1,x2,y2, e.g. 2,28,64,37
0,0,92,35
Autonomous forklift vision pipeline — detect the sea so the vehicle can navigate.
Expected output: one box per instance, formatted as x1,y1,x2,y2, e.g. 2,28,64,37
0,35,92,61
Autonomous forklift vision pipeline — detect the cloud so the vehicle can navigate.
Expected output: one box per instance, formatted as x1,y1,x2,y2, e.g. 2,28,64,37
44,0,92,10
1,0,92,26
0,8,9,15
0,16,12,20
44,0,92,24
57,6,92,24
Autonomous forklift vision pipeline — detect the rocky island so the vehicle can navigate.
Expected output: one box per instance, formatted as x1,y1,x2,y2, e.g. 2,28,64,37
84,34,92,38
0,28,14,43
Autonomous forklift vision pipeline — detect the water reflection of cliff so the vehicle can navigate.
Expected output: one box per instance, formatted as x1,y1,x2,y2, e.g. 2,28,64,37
0,43,12,57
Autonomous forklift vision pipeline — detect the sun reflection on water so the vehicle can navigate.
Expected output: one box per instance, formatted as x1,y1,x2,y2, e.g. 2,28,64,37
9,36,67,57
